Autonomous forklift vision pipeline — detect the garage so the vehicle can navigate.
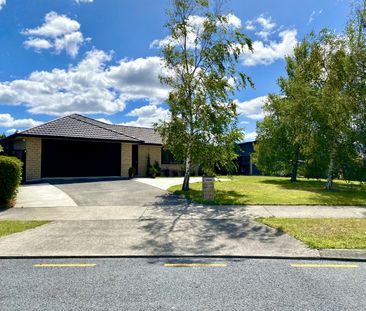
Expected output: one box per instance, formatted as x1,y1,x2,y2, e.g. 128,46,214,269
1,114,163,181
41,139,121,178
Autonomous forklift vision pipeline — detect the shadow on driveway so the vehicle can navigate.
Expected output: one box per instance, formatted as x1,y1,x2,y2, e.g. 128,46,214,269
132,194,314,257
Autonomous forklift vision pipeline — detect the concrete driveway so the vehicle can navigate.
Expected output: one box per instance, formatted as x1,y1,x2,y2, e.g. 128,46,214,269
15,178,182,208
52,179,172,207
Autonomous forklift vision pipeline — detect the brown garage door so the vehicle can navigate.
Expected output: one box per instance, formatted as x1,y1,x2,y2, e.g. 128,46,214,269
41,139,121,178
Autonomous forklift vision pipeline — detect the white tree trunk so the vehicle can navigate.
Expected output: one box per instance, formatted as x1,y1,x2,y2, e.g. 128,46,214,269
182,154,191,191
325,157,334,190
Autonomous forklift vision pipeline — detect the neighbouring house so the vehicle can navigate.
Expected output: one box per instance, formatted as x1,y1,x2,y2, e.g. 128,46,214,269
1,114,186,182
235,141,260,176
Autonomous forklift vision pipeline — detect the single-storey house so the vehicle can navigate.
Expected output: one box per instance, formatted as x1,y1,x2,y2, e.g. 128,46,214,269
1,114,184,182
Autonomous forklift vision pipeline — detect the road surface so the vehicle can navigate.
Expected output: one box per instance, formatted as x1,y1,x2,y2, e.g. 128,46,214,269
0,258,365,310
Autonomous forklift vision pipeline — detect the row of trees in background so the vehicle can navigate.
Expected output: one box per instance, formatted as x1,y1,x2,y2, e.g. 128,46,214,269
253,1,366,189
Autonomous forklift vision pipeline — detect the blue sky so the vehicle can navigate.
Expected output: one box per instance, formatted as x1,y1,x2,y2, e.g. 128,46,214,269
0,0,351,141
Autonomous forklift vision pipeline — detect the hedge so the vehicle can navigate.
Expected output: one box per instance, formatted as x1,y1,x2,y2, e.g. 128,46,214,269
0,155,23,205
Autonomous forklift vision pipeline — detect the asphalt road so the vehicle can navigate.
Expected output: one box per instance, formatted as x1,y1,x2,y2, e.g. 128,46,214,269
0,258,365,311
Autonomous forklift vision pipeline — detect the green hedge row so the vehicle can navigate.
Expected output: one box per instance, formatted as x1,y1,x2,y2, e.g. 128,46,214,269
0,155,23,205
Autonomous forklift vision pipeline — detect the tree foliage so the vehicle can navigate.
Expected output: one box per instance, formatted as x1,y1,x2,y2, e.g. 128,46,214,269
254,0,366,189
155,0,252,190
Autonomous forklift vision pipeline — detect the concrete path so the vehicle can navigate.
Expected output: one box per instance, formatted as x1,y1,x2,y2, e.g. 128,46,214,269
134,177,230,190
2,203,365,221
15,183,77,208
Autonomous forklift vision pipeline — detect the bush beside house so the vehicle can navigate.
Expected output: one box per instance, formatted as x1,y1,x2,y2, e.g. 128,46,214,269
0,156,23,206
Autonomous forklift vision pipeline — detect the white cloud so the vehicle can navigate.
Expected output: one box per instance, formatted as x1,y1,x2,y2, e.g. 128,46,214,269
0,114,43,128
0,0,6,10
5,129,17,136
96,118,112,124
255,15,276,40
245,15,276,40
24,38,53,51
0,50,168,116
245,21,255,31
122,104,170,127
307,9,323,25
150,13,242,49
22,12,87,57
108,56,169,103
236,96,268,120
75,0,93,3
225,13,242,29
54,31,86,57
245,131,257,142
240,29,298,66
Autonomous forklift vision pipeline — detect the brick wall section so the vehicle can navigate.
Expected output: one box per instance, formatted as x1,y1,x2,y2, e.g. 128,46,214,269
138,145,161,177
121,143,132,177
25,137,42,181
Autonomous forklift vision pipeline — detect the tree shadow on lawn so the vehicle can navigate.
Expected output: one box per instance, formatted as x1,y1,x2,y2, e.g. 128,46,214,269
259,178,366,206
173,189,250,205
133,193,285,255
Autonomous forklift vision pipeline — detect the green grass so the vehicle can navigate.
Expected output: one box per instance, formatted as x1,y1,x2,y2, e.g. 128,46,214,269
168,176,366,206
0,221,49,238
256,218,366,249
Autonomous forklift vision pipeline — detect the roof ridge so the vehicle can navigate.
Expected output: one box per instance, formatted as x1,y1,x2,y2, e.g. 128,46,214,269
113,124,155,130
69,114,142,142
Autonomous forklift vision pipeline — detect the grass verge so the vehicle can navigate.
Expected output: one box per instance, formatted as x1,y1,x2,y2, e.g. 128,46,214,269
256,218,366,249
0,221,49,238
169,176,366,205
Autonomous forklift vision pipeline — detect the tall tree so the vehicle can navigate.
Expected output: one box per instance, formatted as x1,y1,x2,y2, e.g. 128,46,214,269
254,38,319,182
155,0,252,191
311,30,355,189
345,0,366,183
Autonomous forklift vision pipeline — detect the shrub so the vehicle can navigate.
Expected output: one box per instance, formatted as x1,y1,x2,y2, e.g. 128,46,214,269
149,166,158,178
128,167,136,178
146,154,151,176
163,168,170,177
0,156,23,205
153,161,161,176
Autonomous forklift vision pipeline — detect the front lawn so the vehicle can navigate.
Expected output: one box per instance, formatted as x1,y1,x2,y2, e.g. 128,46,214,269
0,221,49,238
169,176,366,205
256,218,366,249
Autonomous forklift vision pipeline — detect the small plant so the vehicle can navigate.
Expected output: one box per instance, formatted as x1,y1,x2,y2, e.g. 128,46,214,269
163,168,170,177
146,154,151,177
128,167,136,178
149,166,158,178
153,161,161,176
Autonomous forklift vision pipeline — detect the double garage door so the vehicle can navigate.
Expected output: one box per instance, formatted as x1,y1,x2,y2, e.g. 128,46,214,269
41,139,121,178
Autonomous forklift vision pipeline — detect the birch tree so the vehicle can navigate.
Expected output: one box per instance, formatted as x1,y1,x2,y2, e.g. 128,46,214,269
155,0,253,191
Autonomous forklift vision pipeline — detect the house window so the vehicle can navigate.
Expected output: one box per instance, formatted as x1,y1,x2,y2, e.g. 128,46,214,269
161,149,182,164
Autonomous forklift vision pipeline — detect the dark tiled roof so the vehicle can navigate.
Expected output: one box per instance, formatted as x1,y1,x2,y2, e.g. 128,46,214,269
19,114,162,144
106,124,162,145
